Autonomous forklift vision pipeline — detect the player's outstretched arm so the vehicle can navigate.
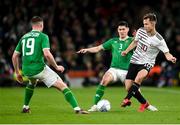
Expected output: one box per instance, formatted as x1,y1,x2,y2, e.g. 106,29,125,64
164,52,177,63
121,40,137,56
77,45,103,54
43,49,64,72
12,52,23,83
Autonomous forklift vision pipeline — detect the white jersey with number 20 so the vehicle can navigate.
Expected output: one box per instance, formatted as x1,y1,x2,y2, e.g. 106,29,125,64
130,28,169,66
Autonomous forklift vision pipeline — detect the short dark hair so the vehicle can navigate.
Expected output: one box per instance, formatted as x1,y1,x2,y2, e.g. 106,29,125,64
143,13,157,22
118,21,128,27
31,16,43,25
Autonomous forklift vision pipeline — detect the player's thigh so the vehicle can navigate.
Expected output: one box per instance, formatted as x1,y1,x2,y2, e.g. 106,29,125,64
126,63,139,81
101,71,114,86
135,69,148,84
105,68,118,82
124,79,134,91
116,69,128,83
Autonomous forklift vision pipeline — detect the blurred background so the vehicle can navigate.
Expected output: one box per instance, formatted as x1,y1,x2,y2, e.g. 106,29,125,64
0,0,179,87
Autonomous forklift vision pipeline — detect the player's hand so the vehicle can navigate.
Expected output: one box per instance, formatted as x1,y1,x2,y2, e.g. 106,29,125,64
132,30,137,37
168,56,177,63
56,65,65,73
121,50,128,56
16,73,23,84
165,53,177,63
77,49,88,54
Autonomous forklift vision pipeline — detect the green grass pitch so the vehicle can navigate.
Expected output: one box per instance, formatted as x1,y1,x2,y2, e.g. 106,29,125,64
0,86,180,124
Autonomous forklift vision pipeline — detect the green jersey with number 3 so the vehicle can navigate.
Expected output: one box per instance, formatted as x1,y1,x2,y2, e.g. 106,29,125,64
102,37,133,70
15,30,50,76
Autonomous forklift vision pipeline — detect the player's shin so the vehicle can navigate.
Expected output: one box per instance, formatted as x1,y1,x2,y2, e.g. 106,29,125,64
24,83,35,106
94,84,105,104
133,90,147,104
125,82,140,100
62,88,80,110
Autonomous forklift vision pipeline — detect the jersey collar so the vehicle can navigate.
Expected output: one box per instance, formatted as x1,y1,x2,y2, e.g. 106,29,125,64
119,36,129,41
31,30,40,32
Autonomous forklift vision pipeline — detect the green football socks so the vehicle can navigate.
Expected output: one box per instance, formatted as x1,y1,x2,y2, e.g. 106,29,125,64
24,83,35,106
62,88,79,108
94,84,105,105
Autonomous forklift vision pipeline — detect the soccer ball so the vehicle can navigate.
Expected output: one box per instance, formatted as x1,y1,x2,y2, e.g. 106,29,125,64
97,99,111,112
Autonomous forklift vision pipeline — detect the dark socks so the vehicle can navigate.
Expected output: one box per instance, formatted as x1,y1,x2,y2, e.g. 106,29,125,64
125,82,140,100
125,82,147,104
133,90,147,104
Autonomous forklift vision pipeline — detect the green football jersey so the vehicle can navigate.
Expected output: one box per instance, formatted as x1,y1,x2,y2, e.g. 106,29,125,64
15,30,50,76
102,37,133,70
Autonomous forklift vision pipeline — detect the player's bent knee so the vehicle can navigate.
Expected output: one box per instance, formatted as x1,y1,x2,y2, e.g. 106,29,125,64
135,76,146,83
135,70,148,83
101,82,108,86
53,80,67,90
101,78,111,86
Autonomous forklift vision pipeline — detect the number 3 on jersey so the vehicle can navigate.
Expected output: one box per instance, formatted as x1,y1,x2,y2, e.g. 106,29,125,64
22,38,35,56
118,43,123,52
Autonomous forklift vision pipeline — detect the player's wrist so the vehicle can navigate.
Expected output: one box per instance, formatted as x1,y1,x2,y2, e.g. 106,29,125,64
85,49,89,52
125,50,129,54
15,70,20,75
54,65,58,70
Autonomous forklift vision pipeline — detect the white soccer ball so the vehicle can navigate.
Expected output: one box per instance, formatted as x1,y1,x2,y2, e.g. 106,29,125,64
97,99,111,112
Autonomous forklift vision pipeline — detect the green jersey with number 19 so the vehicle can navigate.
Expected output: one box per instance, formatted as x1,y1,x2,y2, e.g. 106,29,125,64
102,37,133,70
15,30,50,76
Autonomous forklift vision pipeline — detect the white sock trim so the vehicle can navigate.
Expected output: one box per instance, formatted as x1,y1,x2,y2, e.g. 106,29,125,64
74,107,81,111
23,105,29,109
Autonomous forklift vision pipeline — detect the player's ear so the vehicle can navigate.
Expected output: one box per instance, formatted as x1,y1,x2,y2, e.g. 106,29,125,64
41,23,44,28
39,22,43,27
127,27,129,32
151,21,156,27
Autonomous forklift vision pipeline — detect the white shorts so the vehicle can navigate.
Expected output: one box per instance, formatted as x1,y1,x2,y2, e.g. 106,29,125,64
29,65,62,88
107,68,128,83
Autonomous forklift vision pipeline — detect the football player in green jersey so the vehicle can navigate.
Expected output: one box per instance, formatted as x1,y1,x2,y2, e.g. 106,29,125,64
12,16,88,114
77,21,134,111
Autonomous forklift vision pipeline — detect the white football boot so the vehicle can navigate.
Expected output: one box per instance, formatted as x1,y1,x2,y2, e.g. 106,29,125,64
88,105,98,112
147,105,158,111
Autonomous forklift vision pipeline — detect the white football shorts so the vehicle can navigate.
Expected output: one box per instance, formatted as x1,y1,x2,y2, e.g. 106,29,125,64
30,65,62,88
107,68,128,83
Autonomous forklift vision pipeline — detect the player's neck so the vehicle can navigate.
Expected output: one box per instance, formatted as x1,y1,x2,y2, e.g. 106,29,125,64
32,28,41,32
32,26,42,32
147,29,156,36
119,36,128,41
